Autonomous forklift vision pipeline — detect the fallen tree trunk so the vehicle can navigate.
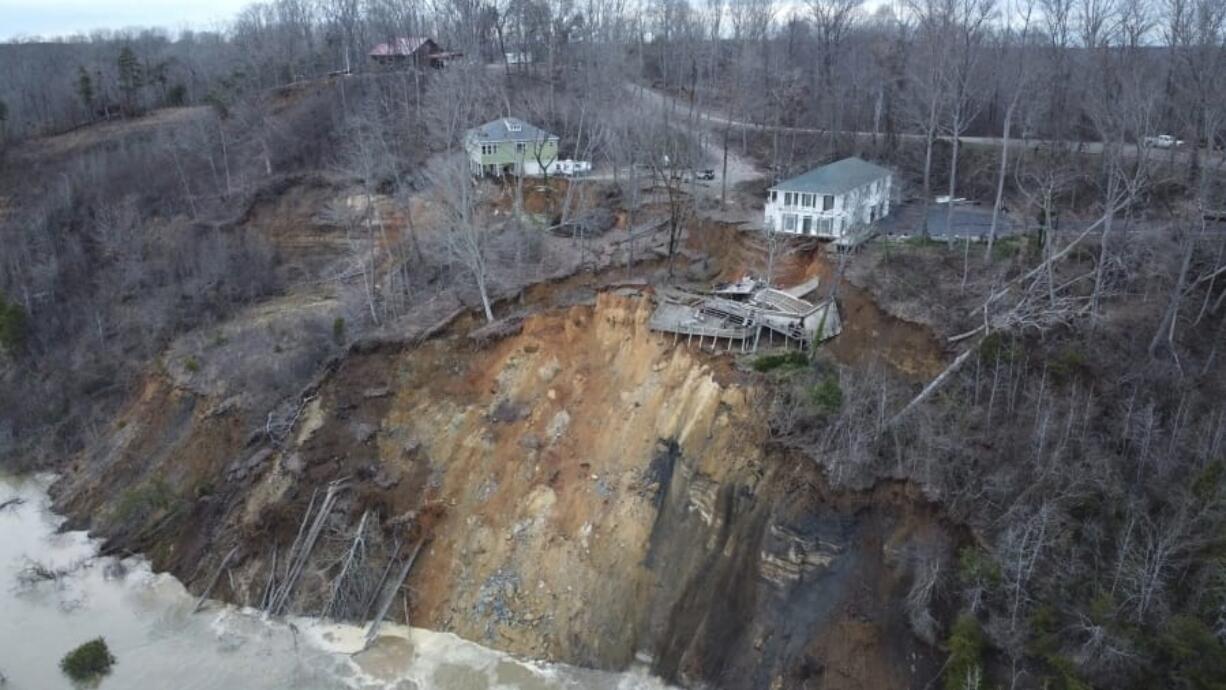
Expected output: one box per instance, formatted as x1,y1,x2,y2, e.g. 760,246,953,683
888,344,980,428
362,538,402,620
891,206,1128,427
194,546,240,613
268,479,348,616
364,539,426,648
320,509,370,620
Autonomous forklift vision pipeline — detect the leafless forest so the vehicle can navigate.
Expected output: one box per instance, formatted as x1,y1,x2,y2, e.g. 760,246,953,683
1,0,1226,688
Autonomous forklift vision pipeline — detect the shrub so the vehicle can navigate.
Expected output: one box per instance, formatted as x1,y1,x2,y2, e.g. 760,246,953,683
752,351,809,372
957,546,1002,587
1191,459,1224,504
1154,615,1226,690
333,317,346,345
60,638,115,681
944,614,984,690
184,356,200,373
1027,606,1091,690
0,292,27,353
1049,345,1088,383
977,331,1019,363
167,83,187,106
809,375,843,414
991,235,1025,261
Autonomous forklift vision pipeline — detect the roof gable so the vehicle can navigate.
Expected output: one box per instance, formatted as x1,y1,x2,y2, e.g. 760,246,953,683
772,157,891,195
369,37,436,57
467,117,558,143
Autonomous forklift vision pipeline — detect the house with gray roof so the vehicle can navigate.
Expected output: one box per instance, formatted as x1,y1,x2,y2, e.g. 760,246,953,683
764,157,893,240
465,117,560,177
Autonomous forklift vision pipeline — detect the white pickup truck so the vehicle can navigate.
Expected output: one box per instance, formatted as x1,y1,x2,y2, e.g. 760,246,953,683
548,159,592,176
1144,134,1184,148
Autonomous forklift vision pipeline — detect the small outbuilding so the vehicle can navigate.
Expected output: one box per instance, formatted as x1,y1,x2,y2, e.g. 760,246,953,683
764,157,893,241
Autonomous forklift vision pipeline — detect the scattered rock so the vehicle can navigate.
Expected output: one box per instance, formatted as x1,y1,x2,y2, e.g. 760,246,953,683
489,399,529,424
519,433,542,450
373,467,401,490
536,361,561,383
206,395,243,418
103,561,128,580
685,256,721,282
546,409,571,441
282,452,305,475
351,422,378,444
227,447,273,481
470,317,524,344
362,386,391,399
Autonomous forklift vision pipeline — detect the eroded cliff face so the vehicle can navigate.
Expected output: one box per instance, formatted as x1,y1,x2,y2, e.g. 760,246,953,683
54,293,947,688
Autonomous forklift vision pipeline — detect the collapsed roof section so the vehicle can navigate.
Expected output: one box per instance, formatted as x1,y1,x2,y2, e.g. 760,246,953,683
649,277,841,351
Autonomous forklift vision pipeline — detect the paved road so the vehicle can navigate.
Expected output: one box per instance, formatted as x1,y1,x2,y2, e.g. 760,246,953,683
627,83,1226,170
620,82,763,192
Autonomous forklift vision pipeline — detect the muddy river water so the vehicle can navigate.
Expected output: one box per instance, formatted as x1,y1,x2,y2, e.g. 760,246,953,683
0,473,671,690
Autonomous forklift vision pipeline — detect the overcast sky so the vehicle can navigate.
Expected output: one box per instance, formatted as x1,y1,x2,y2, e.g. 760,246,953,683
1,0,252,40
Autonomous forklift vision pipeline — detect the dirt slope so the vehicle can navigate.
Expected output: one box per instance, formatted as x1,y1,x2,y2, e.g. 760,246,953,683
53,291,949,688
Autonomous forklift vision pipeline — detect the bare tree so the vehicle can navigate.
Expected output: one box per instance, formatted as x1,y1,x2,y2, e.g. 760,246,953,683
425,153,497,322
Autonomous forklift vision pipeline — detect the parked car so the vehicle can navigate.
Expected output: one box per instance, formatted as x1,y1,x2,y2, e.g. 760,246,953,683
1144,134,1184,148
550,159,592,176
692,169,716,181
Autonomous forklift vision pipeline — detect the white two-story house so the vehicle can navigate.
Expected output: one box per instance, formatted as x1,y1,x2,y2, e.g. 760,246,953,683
764,157,893,240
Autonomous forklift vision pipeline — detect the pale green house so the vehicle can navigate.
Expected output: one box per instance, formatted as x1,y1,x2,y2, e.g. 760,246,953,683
465,117,560,177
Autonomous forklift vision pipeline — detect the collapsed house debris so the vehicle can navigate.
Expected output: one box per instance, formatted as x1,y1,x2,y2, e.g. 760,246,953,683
648,276,841,352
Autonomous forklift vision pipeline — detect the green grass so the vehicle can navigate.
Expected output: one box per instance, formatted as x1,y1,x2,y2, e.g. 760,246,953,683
60,638,115,682
752,351,810,372
903,234,948,249
113,479,178,525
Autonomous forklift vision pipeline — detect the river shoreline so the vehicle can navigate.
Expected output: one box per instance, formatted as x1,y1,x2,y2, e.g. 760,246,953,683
0,472,669,690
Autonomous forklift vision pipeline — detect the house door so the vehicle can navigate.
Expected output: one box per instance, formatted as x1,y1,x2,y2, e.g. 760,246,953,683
802,216,813,234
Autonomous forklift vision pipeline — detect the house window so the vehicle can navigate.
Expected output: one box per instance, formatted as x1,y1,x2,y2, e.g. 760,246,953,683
802,216,813,234
516,142,527,154
822,195,834,211
784,192,795,207
481,144,498,156
799,193,811,208
817,217,832,235
783,214,797,232
770,190,778,202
